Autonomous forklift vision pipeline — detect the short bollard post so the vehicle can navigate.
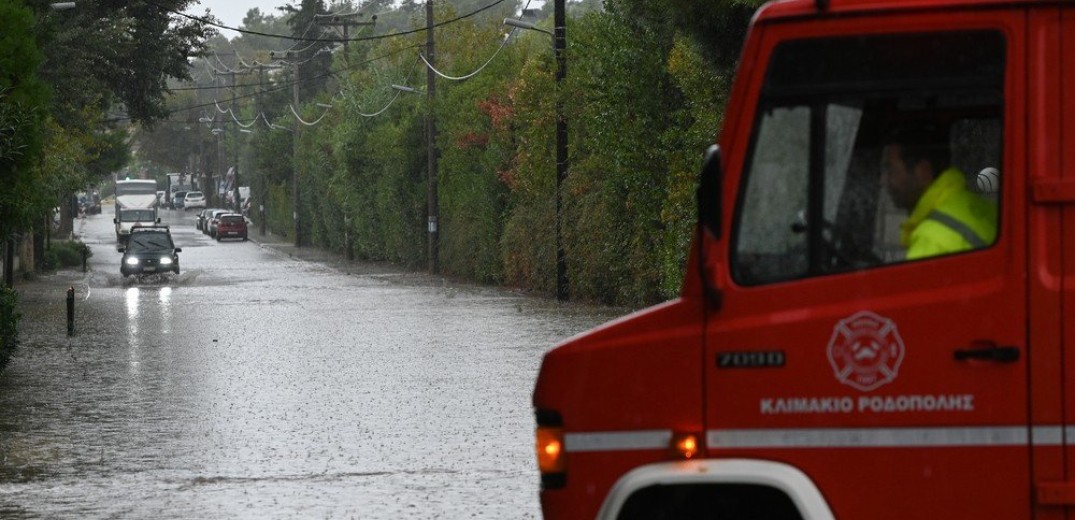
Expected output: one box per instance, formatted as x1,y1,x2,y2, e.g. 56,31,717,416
81,246,87,272
66,286,75,336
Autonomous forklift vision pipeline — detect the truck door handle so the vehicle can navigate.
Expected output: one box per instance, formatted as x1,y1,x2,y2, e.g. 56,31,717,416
954,342,1020,363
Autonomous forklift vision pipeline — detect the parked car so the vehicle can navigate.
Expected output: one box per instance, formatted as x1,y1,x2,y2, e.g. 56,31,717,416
183,191,206,210
118,225,181,277
196,208,224,231
172,191,187,210
206,209,230,236
215,213,248,241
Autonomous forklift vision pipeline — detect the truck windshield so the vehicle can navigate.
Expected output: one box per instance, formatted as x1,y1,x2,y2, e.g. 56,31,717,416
115,181,158,196
732,31,1004,285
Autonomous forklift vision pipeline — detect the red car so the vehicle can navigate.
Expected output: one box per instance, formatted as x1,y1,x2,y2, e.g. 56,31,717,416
214,213,248,241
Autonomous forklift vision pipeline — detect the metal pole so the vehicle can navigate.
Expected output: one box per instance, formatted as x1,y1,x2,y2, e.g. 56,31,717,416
293,59,302,247
66,286,74,336
258,65,268,237
554,0,569,301
231,71,240,214
426,0,439,275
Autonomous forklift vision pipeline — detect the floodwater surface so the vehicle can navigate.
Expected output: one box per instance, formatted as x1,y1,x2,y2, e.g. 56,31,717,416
0,207,624,519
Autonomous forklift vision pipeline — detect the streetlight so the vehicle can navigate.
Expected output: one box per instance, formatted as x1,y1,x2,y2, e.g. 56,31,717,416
49,2,76,9
504,2,569,301
503,17,551,37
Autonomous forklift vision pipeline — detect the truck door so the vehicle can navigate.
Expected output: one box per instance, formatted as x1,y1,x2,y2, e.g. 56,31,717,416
703,12,1030,520
1039,5,1075,516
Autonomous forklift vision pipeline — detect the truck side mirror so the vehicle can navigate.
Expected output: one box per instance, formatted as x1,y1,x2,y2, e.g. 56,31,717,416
695,144,725,310
697,144,723,239
113,218,118,224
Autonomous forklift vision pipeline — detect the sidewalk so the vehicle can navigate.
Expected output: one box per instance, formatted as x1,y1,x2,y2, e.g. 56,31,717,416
244,222,421,280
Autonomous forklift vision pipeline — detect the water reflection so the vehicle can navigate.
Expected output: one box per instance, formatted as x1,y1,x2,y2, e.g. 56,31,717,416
125,287,139,334
158,286,172,335
0,211,626,519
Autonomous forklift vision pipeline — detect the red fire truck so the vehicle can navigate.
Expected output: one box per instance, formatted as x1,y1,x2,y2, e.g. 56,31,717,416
533,0,1075,518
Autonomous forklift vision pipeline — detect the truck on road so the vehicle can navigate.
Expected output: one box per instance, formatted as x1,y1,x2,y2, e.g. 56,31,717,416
113,179,159,243
533,1,1065,519
165,173,192,209
114,179,158,213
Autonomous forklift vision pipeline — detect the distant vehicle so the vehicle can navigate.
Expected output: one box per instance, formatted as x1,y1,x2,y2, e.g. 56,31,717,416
156,191,166,207
165,173,192,209
117,225,181,277
206,209,230,237
77,191,102,215
172,191,187,210
115,179,158,213
113,208,160,244
196,208,224,231
183,191,206,210
215,214,248,241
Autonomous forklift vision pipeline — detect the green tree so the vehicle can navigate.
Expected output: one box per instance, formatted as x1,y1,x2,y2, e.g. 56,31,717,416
0,0,49,242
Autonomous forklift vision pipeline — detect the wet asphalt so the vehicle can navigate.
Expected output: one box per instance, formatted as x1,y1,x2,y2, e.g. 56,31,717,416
0,206,623,519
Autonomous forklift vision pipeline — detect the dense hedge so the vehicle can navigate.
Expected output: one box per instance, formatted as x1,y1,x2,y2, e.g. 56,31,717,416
246,4,732,307
42,239,91,271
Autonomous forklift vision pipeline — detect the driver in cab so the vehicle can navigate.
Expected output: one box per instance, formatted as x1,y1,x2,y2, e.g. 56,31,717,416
880,124,997,260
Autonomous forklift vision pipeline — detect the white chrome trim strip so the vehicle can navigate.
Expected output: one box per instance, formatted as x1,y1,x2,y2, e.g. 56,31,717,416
565,430,672,452
1033,425,1064,446
707,426,1059,449
562,426,1068,453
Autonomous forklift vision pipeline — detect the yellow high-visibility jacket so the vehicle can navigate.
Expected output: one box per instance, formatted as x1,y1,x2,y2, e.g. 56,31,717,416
900,167,997,260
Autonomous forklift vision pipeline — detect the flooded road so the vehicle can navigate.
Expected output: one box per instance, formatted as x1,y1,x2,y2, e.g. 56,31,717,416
0,207,624,519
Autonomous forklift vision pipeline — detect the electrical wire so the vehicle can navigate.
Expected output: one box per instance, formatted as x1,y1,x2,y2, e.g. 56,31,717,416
416,0,532,81
288,103,331,126
149,0,510,44
418,30,510,81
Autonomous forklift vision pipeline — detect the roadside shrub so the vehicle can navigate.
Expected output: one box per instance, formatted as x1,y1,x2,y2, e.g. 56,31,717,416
41,239,91,271
0,286,20,373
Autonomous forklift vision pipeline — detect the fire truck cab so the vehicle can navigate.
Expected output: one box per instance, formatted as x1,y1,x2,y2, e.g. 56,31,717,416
533,0,1075,518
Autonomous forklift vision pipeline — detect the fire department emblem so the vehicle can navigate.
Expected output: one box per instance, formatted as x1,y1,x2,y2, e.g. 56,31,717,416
827,311,905,391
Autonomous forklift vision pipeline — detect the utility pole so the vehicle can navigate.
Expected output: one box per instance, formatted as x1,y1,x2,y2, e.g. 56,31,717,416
316,13,375,65
271,50,302,247
292,56,302,247
554,0,569,301
222,69,243,214
215,80,223,206
426,0,439,275
256,64,280,238
210,51,237,208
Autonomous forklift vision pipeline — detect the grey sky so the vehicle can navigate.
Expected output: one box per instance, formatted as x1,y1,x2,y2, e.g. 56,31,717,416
184,0,287,35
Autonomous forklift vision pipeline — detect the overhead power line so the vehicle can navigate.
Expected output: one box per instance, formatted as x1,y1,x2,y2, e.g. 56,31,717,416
148,0,509,44
121,43,422,124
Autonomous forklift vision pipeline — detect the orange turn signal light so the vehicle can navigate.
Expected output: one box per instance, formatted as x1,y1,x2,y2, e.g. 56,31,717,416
536,426,566,473
671,432,700,459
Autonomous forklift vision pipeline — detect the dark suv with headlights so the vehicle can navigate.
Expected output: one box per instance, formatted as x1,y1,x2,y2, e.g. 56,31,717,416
118,225,181,277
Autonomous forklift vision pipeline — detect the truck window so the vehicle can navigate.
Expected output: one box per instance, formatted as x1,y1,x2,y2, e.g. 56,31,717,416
732,31,1004,285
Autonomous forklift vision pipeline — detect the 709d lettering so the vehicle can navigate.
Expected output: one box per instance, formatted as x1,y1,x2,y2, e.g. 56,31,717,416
717,351,786,368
